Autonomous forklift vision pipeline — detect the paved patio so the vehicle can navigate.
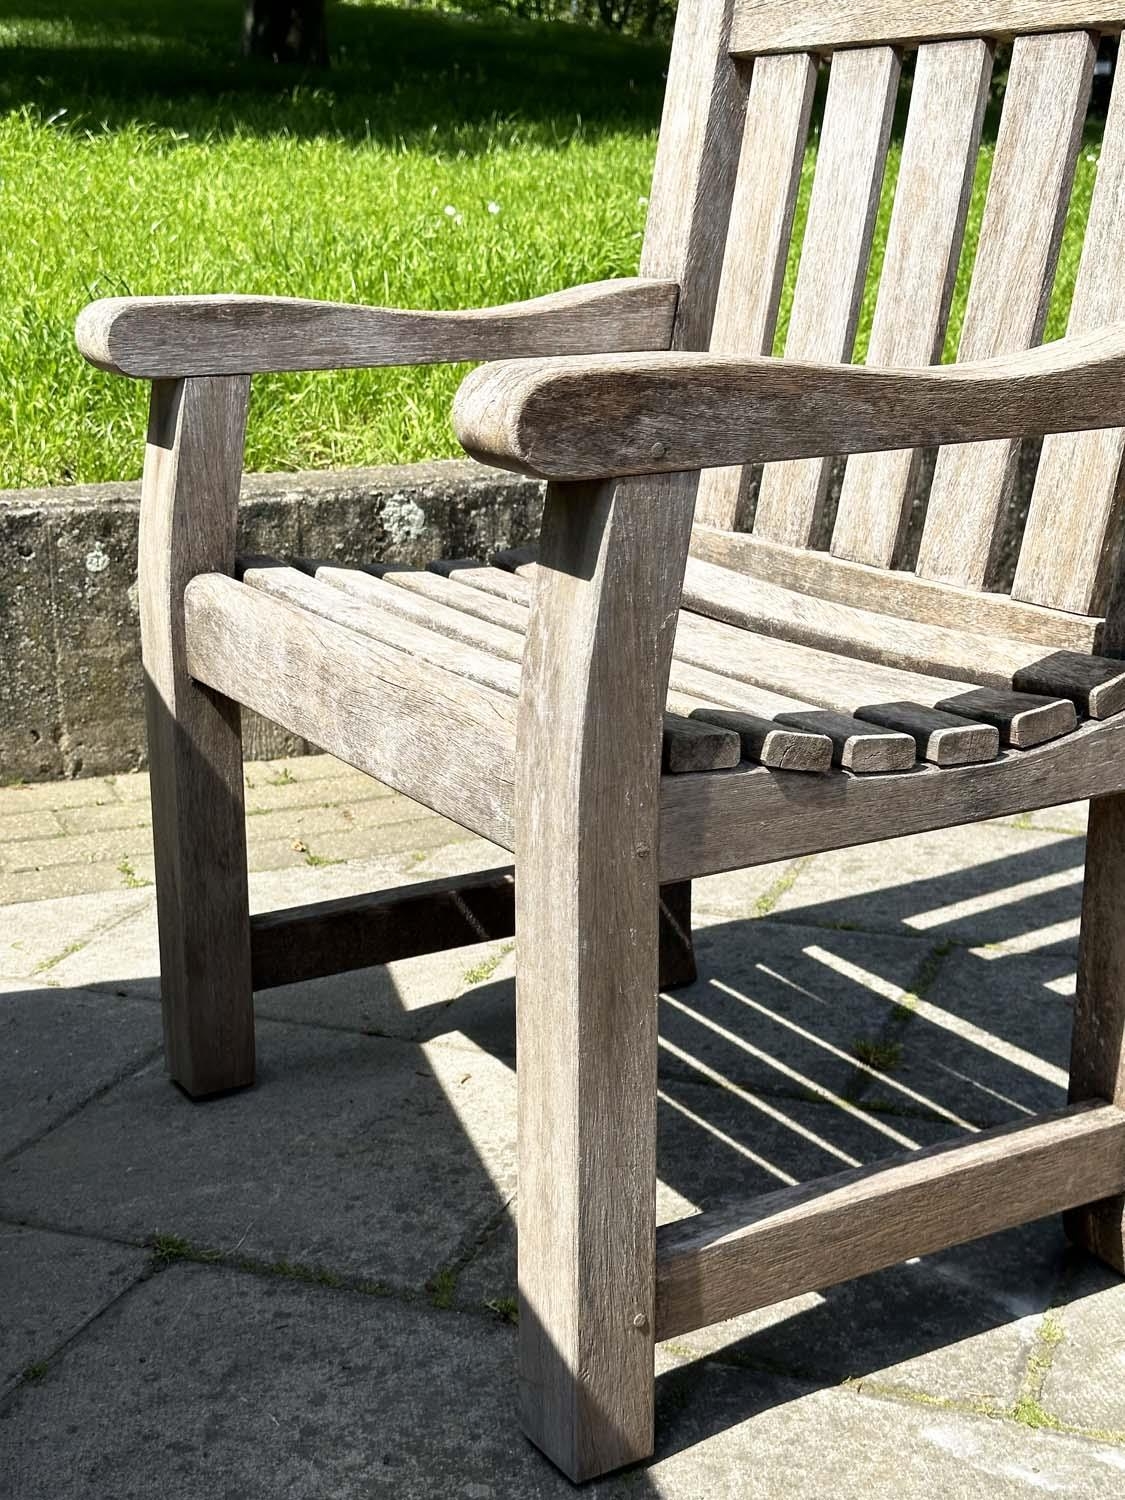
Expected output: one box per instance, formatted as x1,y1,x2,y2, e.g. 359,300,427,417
1,756,1124,1497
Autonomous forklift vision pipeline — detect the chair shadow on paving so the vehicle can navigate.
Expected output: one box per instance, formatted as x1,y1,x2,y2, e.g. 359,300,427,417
3,823,1123,1485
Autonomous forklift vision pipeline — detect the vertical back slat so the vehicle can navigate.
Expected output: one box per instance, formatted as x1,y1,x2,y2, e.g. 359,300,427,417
1013,60,1125,615
915,30,1096,587
830,39,993,567
694,51,818,530
750,46,900,548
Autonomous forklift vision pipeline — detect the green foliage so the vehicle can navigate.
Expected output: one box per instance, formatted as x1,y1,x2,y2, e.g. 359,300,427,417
0,2,1103,488
0,0,665,486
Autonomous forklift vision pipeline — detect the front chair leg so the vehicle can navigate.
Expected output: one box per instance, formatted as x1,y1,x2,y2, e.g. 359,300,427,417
141,376,255,1099
1066,791,1125,1270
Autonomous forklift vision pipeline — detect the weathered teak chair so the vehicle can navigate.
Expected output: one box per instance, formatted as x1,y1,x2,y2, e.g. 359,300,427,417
77,0,1125,1481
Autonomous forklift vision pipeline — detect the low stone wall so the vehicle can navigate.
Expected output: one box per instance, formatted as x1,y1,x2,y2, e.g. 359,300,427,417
1,460,543,782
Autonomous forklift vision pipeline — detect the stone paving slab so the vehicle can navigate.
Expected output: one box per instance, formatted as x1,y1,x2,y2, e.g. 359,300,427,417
0,987,162,1159
0,1027,517,1292
4,1262,1125,1500
771,823,1085,955
0,1224,149,1397
2,761,1123,1495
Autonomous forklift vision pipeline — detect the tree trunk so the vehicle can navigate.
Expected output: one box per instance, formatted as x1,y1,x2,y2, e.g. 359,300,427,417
243,0,328,66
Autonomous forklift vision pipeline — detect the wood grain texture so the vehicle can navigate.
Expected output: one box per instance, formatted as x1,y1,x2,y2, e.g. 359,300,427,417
689,527,1106,652
491,550,903,771
404,559,838,772
679,556,1125,716
453,324,1125,484
241,558,738,774
184,572,519,848
752,47,900,546
694,50,817,530
831,39,993,566
140,377,254,1098
655,1103,1125,1340
75,279,680,378
250,864,700,994
1015,56,1125,615
731,1,1125,55
514,4,747,1473
1066,793,1125,1272
657,712,1125,883
916,32,1096,588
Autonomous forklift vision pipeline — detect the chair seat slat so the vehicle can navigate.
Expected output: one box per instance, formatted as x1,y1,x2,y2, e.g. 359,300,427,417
831,38,993,567
751,46,900,547
915,31,1096,588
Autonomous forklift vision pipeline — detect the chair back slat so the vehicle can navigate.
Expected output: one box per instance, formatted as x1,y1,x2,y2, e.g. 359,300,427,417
830,39,993,568
744,46,906,552
914,31,1096,588
695,51,817,531
1013,61,1125,615
750,46,900,547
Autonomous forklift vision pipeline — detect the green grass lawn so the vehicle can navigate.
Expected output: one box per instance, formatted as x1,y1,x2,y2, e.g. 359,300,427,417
0,1,1105,488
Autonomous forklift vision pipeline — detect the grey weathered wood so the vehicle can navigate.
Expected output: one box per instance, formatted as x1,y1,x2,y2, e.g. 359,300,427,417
514,1,747,1472
689,528,1106,653
1015,57,1125,616
430,556,534,606
251,864,699,994
453,324,1125,485
657,712,1125,883
493,550,902,771
731,1,1125,56
242,558,739,774
401,559,837,772
185,571,519,849
679,556,1125,717
75,278,680,378
694,49,817,530
752,47,900,547
687,707,832,774
140,377,254,1098
831,39,993,567
1066,794,1125,1273
655,1103,1125,1340
916,32,1096,588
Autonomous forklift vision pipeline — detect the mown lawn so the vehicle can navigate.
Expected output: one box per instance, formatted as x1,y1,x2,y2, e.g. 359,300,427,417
0,1,1105,488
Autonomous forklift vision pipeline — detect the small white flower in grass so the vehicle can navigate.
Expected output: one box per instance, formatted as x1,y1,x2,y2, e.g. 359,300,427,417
444,204,458,217
1087,152,1100,165
637,195,648,206
487,201,501,215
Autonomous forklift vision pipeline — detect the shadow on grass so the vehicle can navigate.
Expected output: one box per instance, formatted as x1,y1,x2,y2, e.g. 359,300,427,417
0,0,671,150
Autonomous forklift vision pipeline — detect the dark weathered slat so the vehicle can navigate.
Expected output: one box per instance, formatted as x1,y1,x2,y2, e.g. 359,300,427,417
250,864,698,993
657,714,1125,883
655,1103,1125,1341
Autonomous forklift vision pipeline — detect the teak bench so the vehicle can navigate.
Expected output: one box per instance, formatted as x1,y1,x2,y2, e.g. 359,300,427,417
78,1,1125,1482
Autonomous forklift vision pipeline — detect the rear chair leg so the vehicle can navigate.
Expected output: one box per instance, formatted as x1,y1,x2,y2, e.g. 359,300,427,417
1065,791,1125,1270
658,879,697,989
141,376,255,1099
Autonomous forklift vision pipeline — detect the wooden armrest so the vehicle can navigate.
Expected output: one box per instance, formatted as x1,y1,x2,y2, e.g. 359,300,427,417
74,279,679,379
452,323,1125,482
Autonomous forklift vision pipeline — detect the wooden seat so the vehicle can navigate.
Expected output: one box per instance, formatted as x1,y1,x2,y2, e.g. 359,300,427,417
77,0,1125,1482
